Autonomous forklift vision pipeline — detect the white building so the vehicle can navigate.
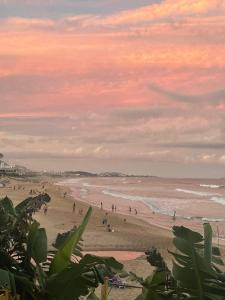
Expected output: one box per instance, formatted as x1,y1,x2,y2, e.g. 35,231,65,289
0,160,17,173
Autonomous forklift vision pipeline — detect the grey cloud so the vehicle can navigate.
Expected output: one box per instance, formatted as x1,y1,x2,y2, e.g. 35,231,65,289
149,84,225,104
4,151,89,160
0,74,62,95
154,142,225,150
110,106,183,120
84,136,129,145
0,116,75,136
0,0,153,18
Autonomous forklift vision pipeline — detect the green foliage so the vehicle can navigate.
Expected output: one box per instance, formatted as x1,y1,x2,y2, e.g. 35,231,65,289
53,227,83,258
145,247,168,271
0,194,123,300
0,269,16,294
136,223,225,300
49,207,92,275
47,255,122,300
27,221,48,264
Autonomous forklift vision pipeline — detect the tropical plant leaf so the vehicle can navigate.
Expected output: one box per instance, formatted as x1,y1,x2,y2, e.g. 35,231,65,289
27,221,48,264
135,271,166,300
204,223,212,265
33,228,48,263
87,291,100,300
15,193,50,215
53,228,83,257
0,196,17,217
79,254,123,271
173,226,203,243
49,206,92,275
14,273,36,299
0,269,16,295
15,197,34,214
47,263,95,300
171,224,222,300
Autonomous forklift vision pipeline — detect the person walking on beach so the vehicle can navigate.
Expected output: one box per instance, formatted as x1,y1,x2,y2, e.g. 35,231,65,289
73,202,76,213
112,204,114,212
100,202,103,209
102,217,107,225
134,209,137,215
44,204,48,215
172,210,176,221
129,206,132,213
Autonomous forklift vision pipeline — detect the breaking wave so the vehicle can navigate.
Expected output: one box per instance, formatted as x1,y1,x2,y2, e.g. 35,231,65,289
103,189,225,222
176,188,216,197
200,184,224,189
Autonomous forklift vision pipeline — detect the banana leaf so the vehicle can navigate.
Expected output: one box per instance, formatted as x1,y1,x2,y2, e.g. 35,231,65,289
49,206,92,275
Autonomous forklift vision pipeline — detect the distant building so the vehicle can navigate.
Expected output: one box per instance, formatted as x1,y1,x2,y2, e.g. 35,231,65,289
0,157,33,176
0,160,17,173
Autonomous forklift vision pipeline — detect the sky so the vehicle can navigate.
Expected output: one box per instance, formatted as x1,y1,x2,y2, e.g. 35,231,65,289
0,0,225,177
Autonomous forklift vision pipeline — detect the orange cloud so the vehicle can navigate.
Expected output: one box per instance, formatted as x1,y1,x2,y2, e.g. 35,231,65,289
0,0,224,130
93,0,225,26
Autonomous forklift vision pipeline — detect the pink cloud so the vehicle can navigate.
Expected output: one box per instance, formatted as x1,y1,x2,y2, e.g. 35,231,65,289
0,0,225,173
0,112,61,119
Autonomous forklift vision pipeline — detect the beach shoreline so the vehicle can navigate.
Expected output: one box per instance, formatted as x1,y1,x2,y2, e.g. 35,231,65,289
57,176,225,245
0,176,173,253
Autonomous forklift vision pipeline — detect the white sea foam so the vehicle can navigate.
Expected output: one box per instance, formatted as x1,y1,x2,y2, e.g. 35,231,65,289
56,178,83,185
102,190,175,216
83,182,93,187
200,184,222,189
176,188,216,197
202,217,225,222
83,182,107,188
103,189,150,202
102,189,225,222
210,196,225,206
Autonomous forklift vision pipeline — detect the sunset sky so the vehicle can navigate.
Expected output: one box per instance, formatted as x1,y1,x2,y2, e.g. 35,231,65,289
0,0,225,177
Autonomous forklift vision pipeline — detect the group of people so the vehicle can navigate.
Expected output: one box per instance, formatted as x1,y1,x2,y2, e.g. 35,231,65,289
13,185,25,191
101,202,138,216
129,206,138,215
111,204,117,212
100,201,140,233
100,202,118,213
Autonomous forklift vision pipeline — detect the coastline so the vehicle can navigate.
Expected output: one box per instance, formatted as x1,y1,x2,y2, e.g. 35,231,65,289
0,176,173,254
2,176,225,253
57,176,225,252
